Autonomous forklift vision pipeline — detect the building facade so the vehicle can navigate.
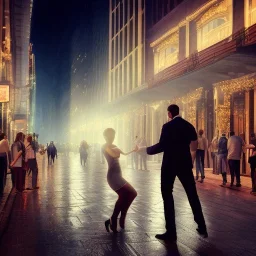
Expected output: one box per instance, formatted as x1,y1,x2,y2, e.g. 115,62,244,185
109,0,146,102
28,44,36,134
0,0,33,140
0,0,12,136
146,0,256,174
103,0,256,173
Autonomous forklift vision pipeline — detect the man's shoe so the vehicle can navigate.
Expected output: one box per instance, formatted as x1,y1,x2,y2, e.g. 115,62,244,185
155,232,177,242
195,176,199,181
196,228,208,238
236,183,241,187
230,183,234,187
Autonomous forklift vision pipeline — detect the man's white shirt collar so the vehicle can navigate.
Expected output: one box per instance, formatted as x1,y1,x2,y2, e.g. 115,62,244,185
172,115,181,120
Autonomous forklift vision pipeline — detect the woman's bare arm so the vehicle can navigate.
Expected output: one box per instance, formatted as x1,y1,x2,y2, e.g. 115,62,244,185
120,149,135,156
105,146,120,158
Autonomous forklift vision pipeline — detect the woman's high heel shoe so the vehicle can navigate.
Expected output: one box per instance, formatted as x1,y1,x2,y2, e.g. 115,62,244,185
105,219,118,233
105,219,111,232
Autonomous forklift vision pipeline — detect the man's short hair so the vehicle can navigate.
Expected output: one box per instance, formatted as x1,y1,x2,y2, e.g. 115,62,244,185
230,131,235,136
167,104,179,117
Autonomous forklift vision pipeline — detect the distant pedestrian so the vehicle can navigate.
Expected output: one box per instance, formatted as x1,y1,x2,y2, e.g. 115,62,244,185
0,133,11,194
138,137,148,171
79,140,89,166
25,135,39,190
102,128,137,233
47,141,57,164
131,136,139,170
218,133,228,186
248,148,256,194
10,132,26,192
196,129,208,183
209,133,219,174
227,132,245,187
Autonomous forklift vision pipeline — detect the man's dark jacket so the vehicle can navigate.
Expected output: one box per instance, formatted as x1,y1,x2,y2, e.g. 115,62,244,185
147,117,197,170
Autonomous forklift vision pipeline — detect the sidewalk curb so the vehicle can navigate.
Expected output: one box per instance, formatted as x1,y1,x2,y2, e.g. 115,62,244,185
0,188,17,241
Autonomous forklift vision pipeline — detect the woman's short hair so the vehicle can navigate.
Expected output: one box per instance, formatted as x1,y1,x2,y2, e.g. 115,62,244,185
103,128,115,138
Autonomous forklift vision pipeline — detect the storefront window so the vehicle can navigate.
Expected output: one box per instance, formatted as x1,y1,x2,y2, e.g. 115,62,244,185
200,17,230,50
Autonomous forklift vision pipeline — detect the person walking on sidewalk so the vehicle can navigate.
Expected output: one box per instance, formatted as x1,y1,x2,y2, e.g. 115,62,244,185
144,104,207,242
227,131,245,188
48,141,57,164
218,133,228,186
209,133,219,174
248,148,256,194
138,137,149,171
102,128,137,233
25,135,39,190
0,133,11,195
11,132,26,193
196,129,208,183
131,136,139,170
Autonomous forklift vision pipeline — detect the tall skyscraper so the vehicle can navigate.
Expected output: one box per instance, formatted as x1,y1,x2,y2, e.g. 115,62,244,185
109,0,146,102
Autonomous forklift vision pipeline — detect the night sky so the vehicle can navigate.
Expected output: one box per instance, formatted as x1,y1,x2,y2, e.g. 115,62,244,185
30,0,109,140
31,0,87,102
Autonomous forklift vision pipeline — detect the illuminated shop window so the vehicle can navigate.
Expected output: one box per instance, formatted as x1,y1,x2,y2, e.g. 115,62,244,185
153,32,179,74
197,0,232,51
245,0,256,27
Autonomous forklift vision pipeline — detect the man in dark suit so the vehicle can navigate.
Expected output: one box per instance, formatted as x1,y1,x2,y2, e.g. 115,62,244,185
146,104,207,241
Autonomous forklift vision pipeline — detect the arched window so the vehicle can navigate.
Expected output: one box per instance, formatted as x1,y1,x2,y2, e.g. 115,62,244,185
202,18,226,35
198,17,231,51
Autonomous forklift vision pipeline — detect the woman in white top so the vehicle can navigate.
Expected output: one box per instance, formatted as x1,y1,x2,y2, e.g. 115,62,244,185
0,133,10,194
11,132,26,192
25,135,39,190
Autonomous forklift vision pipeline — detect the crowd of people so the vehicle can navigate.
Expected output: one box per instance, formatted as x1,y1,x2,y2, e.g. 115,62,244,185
0,132,39,195
193,129,256,194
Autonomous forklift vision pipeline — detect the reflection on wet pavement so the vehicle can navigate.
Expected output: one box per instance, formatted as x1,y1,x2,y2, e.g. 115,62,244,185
0,154,255,255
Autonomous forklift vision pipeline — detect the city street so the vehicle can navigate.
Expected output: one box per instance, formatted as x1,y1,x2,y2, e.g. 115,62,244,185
0,153,256,256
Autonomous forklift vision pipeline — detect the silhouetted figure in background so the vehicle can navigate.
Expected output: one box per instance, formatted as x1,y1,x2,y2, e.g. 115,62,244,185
79,140,89,166
248,148,256,194
47,141,57,165
0,133,10,194
145,104,207,242
218,133,228,186
196,129,208,183
138,137,148,171
132,136,139,170
227,131,245,187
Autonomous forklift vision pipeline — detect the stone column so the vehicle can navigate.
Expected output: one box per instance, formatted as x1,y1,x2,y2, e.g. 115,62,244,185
179,26,186,61
233,0,245,34
189,21,197,54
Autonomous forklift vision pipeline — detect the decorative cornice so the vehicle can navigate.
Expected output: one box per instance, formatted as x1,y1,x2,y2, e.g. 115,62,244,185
155,31,179,52
214,73,256,94
196,0,228,29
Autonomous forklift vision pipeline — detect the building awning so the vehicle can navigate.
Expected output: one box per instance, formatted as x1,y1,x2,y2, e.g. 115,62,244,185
105,46,256,116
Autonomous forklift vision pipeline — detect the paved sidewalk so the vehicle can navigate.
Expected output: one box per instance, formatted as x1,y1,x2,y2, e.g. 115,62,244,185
0,154,255,256
0,173,14,214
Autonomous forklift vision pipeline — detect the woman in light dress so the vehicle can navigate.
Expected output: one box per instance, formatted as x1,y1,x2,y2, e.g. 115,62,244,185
102,128,137,233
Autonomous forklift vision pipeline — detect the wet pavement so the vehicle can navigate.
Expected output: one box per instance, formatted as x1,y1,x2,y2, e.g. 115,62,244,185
0,153,256,256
